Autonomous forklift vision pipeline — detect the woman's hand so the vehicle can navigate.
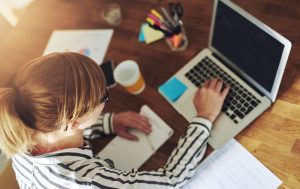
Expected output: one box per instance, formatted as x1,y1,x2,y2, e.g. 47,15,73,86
112,111,152,141
193,78,230,123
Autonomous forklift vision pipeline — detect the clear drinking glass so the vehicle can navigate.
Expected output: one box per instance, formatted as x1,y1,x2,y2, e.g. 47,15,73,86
165,24,188,51
101,3,122,26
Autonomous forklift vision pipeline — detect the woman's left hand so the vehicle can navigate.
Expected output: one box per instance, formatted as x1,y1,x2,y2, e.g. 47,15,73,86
112,111,152,141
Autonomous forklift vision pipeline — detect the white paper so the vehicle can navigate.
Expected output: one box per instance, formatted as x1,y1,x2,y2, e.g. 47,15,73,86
184,139,282,189
43,29,113,64
97,105,173,171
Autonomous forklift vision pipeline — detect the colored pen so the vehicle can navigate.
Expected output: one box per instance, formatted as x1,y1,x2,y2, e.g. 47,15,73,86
146,17,155,25
147,14,172,32
151,9,163,21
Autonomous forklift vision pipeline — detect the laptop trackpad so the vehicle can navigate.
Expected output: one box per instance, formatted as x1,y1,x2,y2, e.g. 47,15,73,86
176,94,197,122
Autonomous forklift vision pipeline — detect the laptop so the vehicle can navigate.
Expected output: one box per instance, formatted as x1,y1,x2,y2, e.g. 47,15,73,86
159,0,291,149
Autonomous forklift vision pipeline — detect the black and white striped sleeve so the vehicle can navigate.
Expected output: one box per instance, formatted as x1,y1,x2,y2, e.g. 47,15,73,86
83,113,115,140
81,117,212,188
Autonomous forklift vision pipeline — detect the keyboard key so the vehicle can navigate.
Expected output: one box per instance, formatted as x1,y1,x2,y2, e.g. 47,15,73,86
234,110,244,119
184,56,258,122
222,106,228,112
245,107,253,115
195,81,201,87
224,101,230,108
229,106,235,111
230,114,236,120
250,100,258,107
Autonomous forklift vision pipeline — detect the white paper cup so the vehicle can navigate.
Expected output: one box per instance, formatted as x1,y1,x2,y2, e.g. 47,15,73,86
113,60,145,94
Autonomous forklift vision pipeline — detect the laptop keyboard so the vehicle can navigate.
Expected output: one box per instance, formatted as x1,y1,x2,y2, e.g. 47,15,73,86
184,56,261,124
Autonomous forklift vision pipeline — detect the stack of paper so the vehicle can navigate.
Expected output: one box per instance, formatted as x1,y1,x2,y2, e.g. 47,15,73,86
138,23,164,44
184,139,282,189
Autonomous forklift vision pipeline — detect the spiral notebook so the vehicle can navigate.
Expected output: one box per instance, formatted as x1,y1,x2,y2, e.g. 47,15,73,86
97,105,174,171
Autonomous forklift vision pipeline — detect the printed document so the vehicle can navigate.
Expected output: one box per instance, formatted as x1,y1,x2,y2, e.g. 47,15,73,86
184,139,282,189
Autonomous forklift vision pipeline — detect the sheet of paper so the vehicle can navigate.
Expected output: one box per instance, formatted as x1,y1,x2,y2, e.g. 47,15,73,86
184,139,282,189
43,29,113,64
143,24,164,44
97,105,173,171
138,23,147,42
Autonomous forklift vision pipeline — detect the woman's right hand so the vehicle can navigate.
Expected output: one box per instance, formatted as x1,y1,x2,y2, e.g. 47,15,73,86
193,78,230,123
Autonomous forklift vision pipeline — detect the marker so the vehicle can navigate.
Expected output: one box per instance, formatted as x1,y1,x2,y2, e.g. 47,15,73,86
146,18,155,25
147,15,172,32
151,9,163,20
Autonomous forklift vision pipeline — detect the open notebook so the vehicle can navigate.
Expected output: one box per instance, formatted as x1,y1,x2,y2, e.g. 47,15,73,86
97,105,174,171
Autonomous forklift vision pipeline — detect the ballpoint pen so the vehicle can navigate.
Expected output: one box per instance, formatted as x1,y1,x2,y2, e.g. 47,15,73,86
146,135,155,151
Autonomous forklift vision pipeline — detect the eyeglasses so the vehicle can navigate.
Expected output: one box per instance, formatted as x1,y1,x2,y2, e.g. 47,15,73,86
100,88,109,104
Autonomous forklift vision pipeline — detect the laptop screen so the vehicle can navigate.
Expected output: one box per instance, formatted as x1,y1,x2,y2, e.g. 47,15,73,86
211,1,285,93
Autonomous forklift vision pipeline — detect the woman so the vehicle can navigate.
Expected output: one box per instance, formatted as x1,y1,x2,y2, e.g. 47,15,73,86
0,52,229,188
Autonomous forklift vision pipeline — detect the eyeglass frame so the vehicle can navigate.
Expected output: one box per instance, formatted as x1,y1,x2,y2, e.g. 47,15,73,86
100,88,109,104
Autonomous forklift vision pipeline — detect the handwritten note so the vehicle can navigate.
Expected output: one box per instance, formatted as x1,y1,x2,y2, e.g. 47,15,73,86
184,139,282,189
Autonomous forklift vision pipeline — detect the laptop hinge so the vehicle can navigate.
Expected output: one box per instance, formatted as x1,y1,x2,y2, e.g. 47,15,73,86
212,52,265,97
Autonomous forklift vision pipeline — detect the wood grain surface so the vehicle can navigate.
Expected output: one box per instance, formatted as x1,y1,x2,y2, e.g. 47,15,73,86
0,1,299,188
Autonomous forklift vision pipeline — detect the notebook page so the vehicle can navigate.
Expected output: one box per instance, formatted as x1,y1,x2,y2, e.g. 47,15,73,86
140,105,174,149
97,105,173,171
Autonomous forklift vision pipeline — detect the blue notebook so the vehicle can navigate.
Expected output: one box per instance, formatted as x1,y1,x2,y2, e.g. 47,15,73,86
158,77,187,102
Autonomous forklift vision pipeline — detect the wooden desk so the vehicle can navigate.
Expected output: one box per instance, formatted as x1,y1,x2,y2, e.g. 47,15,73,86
0,0,299,188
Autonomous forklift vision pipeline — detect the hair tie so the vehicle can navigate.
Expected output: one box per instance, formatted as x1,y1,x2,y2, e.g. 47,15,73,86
11,85,35,129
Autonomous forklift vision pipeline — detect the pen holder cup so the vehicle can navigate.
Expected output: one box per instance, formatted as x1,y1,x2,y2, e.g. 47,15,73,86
165,25,188,51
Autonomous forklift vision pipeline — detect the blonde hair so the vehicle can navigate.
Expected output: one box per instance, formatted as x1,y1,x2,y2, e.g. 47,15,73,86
0,52,106,157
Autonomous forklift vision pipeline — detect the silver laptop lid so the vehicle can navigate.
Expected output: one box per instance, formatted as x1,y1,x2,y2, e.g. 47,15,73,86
208,0,292,102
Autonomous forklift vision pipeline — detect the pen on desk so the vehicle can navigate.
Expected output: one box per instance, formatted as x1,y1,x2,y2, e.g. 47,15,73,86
146,135,155,151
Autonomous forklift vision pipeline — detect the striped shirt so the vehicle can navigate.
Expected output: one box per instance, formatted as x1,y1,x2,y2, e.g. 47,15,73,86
12,113,212,189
